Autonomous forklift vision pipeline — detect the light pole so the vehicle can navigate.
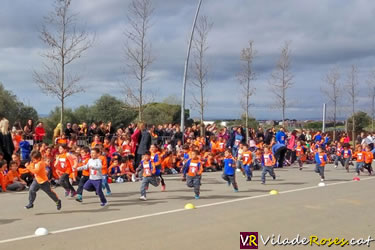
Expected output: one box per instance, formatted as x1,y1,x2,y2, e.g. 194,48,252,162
180,0,203,142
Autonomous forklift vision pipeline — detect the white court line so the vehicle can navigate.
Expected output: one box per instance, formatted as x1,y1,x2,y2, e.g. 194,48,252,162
1,176,374,244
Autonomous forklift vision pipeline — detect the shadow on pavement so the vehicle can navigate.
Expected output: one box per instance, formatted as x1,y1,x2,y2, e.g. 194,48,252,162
0,218,21,225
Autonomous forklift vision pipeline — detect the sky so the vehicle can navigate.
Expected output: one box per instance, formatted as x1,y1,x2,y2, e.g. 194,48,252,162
1,0,375,121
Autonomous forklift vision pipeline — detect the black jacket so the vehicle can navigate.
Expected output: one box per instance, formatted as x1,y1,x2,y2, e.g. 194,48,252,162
137,130,151,155
0,132,15,160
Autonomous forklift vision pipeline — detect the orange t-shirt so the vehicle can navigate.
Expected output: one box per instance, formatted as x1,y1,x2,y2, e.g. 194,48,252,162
187,159,203,177
242,151,252,165
56,153,73,175
353,151,364,162
27,161,49,184
80,157,90,177
99,155,108,175
364,151,373,164
0,171,8,191
6,171,20,185
18,167,30,175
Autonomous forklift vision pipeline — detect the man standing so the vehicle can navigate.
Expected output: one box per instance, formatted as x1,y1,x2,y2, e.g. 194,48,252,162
135,124,151,169
275,127,286,144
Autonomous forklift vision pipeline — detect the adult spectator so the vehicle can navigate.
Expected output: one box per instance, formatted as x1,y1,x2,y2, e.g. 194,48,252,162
264,128,274,145
34,122,46,143
275,127,286,144
313,131,322,142
64,123,74,137
72,123,80,135
79,122,88,136
131,123,143,157
88,123,98,137
135,124,151,169
272,138,287,168
23,119,34,137
0,118,15,164
256,127,264,141
299,130,306,142
172,126,183,146
286,130,297,165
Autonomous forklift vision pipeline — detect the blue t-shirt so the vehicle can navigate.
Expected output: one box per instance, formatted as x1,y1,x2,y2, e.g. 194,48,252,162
223,157,235,175
276,131,286,144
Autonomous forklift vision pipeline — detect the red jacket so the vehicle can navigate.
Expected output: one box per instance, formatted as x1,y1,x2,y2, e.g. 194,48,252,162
34,126,46,141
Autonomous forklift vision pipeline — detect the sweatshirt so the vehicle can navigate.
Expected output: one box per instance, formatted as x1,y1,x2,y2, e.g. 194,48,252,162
77,158,103,180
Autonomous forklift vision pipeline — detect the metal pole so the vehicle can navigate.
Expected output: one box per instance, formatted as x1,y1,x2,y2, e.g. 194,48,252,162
180,0,203,143
322,103,326,133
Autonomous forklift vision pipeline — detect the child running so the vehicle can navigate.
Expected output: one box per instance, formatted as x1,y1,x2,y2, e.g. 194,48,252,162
261,146,276,184
315,147,327,182
295,141,306,170
342,144,352,173
76,148,107,207
150,144,166,191
353,145,364,176
138,151,160,201
363,145,373,175
222,149,238,192
76,147,90,202
183,150,203,199
25,151,61,210
241,144,252,181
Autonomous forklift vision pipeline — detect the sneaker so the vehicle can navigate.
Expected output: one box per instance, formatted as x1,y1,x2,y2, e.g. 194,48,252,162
70,191,77,198
64,190,70,197
56,200,62,210
320,178,324,182
334,165,338,168
227,181,231,186
139,196,147,201
161,185,166,192
106,191,112,196
299,167,302,171
131,174,136,182
261,182,265,185
246,177,251,181
272,175,276,180
25,204,34,209
75,195,82,203
234,189,239,193
194,195,200,200
100,202,108,207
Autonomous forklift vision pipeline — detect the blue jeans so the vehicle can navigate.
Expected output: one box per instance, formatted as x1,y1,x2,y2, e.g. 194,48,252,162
101,175,111,193
355,162,364,173
242,164,252,178
315,165,325,179
261,166,275,183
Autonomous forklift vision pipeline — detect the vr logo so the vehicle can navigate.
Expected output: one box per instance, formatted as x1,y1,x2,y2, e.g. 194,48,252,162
240,232,258,249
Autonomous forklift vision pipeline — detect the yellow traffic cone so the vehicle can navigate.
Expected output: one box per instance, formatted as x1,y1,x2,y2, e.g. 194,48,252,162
184,203,196,209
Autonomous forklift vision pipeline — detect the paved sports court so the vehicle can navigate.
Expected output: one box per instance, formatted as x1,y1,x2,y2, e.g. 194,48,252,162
1,164,374,250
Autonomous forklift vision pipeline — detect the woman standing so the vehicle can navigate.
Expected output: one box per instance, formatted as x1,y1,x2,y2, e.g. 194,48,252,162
0,118,15,164
23,119,34,138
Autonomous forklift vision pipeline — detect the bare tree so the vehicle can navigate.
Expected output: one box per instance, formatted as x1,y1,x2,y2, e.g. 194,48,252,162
123,0,155,122
321,67,341,141
367,68,375,132
237,41,256,142
33,0,93,133
269,41,294,124
346,65,359,146
190,16,213,137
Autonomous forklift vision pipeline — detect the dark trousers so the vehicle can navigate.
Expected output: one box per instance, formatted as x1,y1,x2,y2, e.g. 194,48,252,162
275,146,287,168
77,175,89,195
29,179,59,205
135,154,143,170
315,165,325,179
59,173,75,192
222,173,238,189
186,175,201,196
83,179,107,204
261,166,276,183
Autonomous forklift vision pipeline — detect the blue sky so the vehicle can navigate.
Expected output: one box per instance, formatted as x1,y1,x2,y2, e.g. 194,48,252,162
1,0,375,120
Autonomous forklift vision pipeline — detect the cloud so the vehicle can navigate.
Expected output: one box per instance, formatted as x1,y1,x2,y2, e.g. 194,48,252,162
0,0,375,121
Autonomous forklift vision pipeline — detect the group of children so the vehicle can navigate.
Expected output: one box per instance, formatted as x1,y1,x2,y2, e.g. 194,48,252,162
1,130,374,210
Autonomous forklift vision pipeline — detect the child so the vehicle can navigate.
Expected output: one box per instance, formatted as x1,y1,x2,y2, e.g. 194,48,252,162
0,161,8,192
334,142,344,168
261,146,276,184
55,145,77,197
6,161,26,191
150,144,166,191
315,147,327,182
183,150,203,199
76,148,107,206
363,146,373,175
109,158,121,180
25,151,61,210
120,157,136,182
241,144,253,181
91,135,102,148
222,149,238,192
19,134,31,161
137,151,160,201
98,147,111,196
295,141,307,170
341,144,352,173
353,145,364,176
76,147,91,202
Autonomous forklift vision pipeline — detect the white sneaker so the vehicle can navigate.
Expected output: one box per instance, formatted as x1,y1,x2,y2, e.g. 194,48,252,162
320,178,324,182
139,196,147,201
334,165,337,168
131,174,136,182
